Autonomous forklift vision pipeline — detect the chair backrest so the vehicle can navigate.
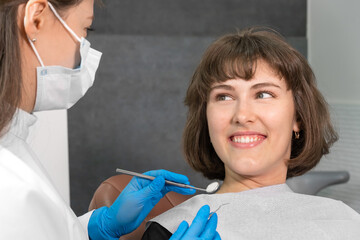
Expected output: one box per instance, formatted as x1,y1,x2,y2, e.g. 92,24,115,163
88,175,193,240
286,171,350,195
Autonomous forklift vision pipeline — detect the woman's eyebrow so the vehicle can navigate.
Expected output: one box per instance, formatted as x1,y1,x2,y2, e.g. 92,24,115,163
251,82,281,89
210,84,235,91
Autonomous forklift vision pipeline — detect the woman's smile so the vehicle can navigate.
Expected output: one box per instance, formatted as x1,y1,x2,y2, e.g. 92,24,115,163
229,132,266,148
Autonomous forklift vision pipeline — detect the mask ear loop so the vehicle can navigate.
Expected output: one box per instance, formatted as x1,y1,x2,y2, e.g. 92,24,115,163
24,16,45,67
47,2,82,43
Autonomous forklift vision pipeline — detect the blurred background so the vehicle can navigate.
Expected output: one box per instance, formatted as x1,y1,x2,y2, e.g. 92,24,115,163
27,0,360,216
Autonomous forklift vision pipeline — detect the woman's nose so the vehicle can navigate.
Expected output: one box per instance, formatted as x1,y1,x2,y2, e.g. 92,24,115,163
231,100,255,125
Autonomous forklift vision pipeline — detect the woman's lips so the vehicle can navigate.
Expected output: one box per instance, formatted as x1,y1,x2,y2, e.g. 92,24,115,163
229,134,266,148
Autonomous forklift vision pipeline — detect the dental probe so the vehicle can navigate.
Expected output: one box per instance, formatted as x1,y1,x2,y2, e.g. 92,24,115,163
209,203,230,218
116,168,219,194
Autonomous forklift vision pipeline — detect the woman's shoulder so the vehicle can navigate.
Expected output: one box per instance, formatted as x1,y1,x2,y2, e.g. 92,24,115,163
0,147,48,210
153,187,360,223
0,147,35,184
0,147,54,198
0,147,86,239
149,186,360,238
289,191,360,220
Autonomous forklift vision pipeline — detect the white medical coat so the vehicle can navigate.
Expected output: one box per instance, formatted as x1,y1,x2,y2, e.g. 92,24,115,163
0,109,91,240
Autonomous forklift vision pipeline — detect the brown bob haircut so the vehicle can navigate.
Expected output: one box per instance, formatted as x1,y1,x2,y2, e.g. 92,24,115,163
183,27,338,180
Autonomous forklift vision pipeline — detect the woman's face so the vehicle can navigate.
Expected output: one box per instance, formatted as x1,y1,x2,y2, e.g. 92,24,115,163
20,0,95,112
206,60,299,189
33,0,95,68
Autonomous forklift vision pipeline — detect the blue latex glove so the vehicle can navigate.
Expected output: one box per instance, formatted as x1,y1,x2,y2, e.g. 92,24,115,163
170,205,221,240
88,169,195,240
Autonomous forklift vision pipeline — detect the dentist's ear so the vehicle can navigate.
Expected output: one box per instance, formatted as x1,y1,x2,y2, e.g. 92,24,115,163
23,0,48,40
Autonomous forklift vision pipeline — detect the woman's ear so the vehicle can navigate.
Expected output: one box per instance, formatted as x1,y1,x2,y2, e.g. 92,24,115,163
23,0,48,40
293,120,300,133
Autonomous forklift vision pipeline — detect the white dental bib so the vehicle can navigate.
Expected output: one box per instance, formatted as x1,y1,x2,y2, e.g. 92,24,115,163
149,184,360,240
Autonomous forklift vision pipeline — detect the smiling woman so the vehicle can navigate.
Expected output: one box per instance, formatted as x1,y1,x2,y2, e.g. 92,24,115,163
183,27,337,181
144,27,360,239
206,60,298,192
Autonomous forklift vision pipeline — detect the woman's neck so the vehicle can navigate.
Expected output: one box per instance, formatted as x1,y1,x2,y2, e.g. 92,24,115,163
19,36,38,113
216,169,287,194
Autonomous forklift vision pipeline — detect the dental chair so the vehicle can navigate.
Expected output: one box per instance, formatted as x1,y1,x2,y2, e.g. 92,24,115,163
88,174,192,240
88,171,350,240
286,170,350,195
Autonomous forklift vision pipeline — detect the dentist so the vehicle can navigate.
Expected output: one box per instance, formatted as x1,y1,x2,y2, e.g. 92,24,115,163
0,0,220,239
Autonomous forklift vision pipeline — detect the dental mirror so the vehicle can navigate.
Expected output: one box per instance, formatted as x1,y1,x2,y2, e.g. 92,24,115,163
116,168,220,194
205,181,220,193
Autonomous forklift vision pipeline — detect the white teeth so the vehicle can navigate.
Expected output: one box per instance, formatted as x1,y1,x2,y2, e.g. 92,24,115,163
232,136,262,143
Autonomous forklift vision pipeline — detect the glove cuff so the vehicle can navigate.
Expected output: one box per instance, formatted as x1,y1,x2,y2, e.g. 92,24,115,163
88,206,119,240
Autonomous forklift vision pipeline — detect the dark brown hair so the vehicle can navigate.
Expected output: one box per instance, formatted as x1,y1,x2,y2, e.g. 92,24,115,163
183,27,338,179
0,0,85,136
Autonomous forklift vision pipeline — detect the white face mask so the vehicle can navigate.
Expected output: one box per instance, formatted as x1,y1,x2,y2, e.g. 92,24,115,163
26,2,102,112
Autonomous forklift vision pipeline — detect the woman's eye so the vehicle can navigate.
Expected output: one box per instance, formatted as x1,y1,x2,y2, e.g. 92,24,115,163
257,92,273,99
216,94,232,101
85,27,95,35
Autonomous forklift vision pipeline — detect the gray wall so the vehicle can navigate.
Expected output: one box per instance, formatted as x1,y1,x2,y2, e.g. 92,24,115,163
68,0,306,215
91,0,305,36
